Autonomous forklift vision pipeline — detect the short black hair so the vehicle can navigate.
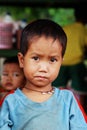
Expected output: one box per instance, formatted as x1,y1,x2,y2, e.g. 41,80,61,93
20,19,67,57
3,56,19,65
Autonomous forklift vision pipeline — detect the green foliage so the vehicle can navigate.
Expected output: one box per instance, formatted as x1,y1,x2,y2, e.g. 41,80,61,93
0,6,75,26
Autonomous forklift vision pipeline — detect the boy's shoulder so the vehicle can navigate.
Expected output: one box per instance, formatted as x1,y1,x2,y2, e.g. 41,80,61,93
56,87,74,97
55,87,74,103
56,87,87,123
0,90,14,107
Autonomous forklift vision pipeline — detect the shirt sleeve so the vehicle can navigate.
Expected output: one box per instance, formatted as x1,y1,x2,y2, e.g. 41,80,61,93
0,100,13,130
69,93,87,130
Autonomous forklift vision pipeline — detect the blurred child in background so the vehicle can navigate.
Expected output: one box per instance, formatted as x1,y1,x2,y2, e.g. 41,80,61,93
0,56,25,106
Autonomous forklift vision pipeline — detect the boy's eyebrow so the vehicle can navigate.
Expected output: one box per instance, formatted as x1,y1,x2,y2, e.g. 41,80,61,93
31,52,61,57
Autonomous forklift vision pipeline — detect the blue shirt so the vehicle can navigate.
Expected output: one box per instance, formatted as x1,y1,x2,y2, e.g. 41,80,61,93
0,88,87,130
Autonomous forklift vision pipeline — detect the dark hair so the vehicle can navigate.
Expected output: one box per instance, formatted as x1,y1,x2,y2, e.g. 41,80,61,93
20,19,67,57
3,56,19,65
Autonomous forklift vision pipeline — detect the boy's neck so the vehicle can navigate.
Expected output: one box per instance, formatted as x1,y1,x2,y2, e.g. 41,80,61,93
24,86,54,95
22,87,55,103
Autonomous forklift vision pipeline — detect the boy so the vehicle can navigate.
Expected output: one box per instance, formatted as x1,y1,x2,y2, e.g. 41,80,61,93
0,19,87,130
0,56,25,106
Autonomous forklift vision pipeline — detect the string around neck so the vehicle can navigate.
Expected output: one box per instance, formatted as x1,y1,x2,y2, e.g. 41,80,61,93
24,87,55,95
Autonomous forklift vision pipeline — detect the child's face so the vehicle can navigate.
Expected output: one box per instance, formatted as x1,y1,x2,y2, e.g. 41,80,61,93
18,36,63,88
1,63,25,91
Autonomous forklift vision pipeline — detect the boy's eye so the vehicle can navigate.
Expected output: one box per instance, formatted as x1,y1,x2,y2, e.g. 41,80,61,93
2,72,20,77
2,73,8,76
50,57,57,62
13,73,20,77
32,56,39,61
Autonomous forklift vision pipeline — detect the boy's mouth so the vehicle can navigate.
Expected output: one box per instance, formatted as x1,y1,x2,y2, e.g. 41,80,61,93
5,83,13,87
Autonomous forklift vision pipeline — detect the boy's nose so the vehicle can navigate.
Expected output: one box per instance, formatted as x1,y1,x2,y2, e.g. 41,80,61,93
6,74,12,80
39,62,49,72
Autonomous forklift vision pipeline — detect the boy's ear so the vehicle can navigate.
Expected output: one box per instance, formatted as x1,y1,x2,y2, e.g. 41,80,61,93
17,53,24,68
